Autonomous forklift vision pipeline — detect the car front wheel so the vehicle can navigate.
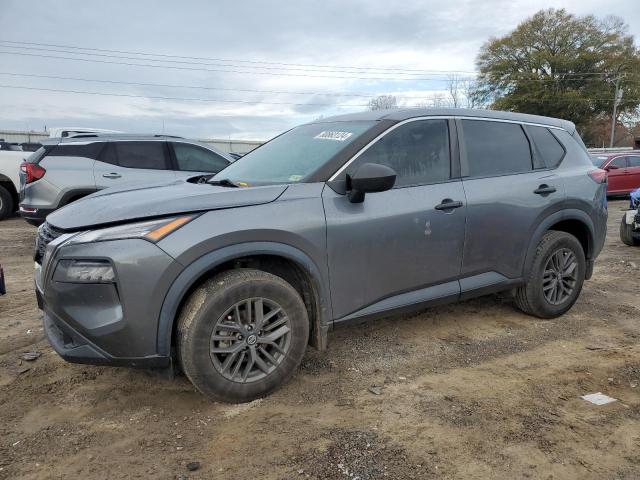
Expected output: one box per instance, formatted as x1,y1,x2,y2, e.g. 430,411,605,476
620,215,640,246
515,230,586,318
177,269,309,403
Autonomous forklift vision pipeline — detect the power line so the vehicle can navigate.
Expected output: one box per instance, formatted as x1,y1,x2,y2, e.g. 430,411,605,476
0,84,371,107
1,84,634,106
0,39,480,75
2,41,633,82
0,43,468,77
0,71,449,100
0,50,474,81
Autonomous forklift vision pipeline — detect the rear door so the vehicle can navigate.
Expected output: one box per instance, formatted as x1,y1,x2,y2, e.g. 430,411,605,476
324,118,467,320
604,156,629,193
93,141,175,189
458,119,565,288
169,142,230,179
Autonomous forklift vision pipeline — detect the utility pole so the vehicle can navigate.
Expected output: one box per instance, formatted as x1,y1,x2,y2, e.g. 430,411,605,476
609,76,623,148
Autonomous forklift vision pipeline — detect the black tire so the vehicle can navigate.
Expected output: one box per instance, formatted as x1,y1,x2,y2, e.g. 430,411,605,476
619,215,640,246
177,269,309,403
0,185,13,220
515,231,586,319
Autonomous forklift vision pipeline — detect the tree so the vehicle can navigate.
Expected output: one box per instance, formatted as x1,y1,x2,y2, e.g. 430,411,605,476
368,95,398,111
475,9,640,143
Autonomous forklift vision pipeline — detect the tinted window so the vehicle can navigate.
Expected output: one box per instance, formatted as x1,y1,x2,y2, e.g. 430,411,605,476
346,120,450,187
528,126,564,167
211,121,374,185
627,156,640,167
462,120,532,177
609,157,627,168
173,143,229,172
115,142,168,170
48,142,105,159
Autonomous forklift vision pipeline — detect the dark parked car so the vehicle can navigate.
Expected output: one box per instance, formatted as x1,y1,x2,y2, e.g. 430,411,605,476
34,108,607,402
591,151,640,196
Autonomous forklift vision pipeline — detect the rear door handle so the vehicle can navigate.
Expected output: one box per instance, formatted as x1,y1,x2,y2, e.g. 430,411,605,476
102,172,122,179
435,199,463,211
533,184,556,195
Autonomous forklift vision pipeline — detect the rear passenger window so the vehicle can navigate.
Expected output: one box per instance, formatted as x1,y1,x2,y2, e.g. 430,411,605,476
528,126,565,168
347,119,450,187
115,142,168,170
462,120,532,177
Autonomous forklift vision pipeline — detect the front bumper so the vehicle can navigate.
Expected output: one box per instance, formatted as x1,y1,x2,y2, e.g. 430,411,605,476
36,236,182,368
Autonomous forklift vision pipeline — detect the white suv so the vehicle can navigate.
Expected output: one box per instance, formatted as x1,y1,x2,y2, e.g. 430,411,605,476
19,134,233,225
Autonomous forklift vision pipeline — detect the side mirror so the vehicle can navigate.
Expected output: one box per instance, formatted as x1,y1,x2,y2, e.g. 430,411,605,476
346,163,396,203
606,164,620,170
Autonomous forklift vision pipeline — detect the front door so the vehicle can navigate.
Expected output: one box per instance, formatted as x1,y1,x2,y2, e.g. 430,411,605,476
623,155,640,192
324,119,466,320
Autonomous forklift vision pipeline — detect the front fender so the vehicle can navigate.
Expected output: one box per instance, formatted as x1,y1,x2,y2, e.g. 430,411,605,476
156,241,331,356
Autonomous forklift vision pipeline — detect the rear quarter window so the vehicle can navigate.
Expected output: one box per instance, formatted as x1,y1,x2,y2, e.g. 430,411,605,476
528,126,565,168
48,142,105,159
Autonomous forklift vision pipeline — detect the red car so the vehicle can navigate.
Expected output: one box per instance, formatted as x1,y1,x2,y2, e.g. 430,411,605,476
591,151,640,195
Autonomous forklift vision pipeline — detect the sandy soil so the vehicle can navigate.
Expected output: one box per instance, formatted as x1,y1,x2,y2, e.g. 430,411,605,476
0,200,639,480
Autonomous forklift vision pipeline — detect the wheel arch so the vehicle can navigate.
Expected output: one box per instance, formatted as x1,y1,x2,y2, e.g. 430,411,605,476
157,242,331,358
0,174,19,212
523,209,596,280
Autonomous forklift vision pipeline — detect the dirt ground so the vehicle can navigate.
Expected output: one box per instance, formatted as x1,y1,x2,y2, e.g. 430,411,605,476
0,200,639,480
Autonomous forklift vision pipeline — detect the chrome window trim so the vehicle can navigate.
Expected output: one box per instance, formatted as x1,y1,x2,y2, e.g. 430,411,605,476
328,115,567,181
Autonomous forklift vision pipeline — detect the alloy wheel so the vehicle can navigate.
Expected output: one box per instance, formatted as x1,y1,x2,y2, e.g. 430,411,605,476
209,297,291,383
542,248,578,305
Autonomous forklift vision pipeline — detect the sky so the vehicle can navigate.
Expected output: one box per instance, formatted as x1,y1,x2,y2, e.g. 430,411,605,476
1,0,639,141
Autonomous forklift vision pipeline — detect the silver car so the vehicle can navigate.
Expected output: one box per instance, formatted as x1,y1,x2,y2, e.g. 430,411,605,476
19,134,233,225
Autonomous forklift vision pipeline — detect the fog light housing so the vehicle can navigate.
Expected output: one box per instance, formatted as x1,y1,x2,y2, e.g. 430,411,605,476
53,259,115,283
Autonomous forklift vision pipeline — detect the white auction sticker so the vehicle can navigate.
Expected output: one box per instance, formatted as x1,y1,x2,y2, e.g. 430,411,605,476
314,131,353,141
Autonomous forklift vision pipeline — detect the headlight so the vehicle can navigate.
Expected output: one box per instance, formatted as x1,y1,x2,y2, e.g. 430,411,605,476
54,259,115,283
66,215,195,245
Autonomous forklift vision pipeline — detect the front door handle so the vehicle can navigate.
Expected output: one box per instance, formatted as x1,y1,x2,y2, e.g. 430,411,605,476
435,199,463,211
102,172,122,179
534,184,556,195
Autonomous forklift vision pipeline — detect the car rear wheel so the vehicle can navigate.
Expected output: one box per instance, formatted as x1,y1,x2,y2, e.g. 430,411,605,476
514,231,586,318
0,185,14,220
177,269,309,403
619,215,640,246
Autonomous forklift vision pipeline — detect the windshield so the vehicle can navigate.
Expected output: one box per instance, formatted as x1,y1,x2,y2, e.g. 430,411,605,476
591,155,608,167
210,121,376,185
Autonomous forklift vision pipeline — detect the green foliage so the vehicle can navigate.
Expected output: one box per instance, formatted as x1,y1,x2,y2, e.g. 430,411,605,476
476,9,640,138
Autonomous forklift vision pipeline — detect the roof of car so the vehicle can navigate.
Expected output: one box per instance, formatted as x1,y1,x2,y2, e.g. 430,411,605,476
590,150,640,157
309,108,576,133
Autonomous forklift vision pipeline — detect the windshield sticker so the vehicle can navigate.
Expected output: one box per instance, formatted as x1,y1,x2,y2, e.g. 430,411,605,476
314,131,353,141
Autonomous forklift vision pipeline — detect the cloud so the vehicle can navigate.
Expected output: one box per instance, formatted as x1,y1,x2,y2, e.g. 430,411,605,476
0,0,638,139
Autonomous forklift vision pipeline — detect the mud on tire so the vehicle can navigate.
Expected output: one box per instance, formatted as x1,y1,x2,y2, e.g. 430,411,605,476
515,231,586,319
177,269,309,403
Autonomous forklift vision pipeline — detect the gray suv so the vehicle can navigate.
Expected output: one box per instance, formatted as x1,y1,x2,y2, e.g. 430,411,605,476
34,109,607,403
19,134,233,225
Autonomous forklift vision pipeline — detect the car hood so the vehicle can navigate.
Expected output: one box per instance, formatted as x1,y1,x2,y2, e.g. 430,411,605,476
47,180,288,230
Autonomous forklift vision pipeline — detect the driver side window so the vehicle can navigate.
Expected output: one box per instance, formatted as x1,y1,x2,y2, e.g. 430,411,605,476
346,120,450,187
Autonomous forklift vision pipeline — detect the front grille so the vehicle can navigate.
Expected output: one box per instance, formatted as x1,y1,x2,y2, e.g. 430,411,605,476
35,222,64,264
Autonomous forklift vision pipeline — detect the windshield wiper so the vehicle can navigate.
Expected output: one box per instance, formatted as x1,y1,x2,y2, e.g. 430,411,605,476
207,178,240,188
